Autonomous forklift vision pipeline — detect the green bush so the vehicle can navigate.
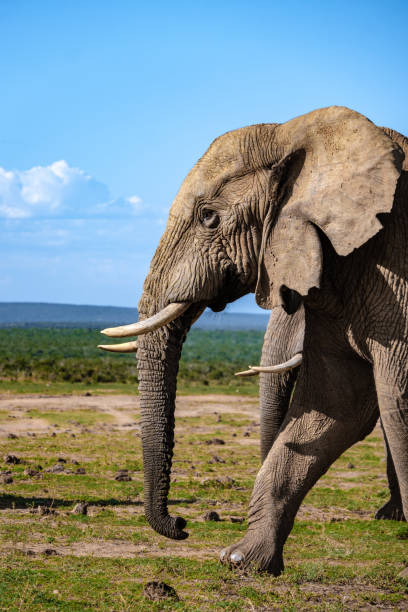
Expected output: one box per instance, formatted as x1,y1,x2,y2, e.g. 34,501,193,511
0,327,264,385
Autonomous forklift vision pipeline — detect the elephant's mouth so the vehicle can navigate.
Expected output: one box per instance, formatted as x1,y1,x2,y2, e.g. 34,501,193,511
98,273,249,352
98,301,192,351
208,276,251,313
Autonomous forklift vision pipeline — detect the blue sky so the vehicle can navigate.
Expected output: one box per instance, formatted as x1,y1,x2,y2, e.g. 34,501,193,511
1,0,407,313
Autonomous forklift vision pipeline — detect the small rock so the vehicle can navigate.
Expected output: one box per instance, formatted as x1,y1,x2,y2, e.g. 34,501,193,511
43,548,58,556
143,581,178,601
75,467,86,475
201,476,235,488
346,462,355,469
210,455,225,464
24,468,40,478
205,438,225,446
24,549,35,556
114,472,132,482
51,432,57,437
7,433,17,439
84,392,92,397
232,433,237,437
204,510,220,522
57,458,67,463
218,476,235,486
71,502,88,515
45,463,65,473
4,454,20,464
0,474,13,484
71,459,79,465
243,430,251,437
230,516,245,523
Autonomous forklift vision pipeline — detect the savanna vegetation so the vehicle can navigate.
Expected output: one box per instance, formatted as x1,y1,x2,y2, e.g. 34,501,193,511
0,327,407,609
0,327,263,394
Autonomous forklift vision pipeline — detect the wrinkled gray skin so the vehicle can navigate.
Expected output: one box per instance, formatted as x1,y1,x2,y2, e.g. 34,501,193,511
259,305,406,522
136,107,408,574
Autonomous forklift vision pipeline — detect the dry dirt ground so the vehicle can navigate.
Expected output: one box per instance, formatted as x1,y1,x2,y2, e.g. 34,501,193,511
0,393,257,433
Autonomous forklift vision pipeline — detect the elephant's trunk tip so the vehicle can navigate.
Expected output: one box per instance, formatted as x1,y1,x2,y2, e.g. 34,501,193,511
146,511,189,540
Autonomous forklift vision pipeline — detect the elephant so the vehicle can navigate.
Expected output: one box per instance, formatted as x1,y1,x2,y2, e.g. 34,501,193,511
99,106,408,574
237,305,406,521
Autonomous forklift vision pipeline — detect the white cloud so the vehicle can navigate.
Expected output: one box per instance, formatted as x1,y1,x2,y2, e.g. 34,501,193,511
127,195,144,213
0,160,144,219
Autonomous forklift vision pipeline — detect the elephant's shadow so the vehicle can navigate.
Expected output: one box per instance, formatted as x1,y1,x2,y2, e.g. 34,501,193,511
0,494,196,510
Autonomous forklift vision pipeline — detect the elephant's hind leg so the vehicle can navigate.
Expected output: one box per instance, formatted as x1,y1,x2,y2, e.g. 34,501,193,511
221,349,378,574
374,356,408,522
375,420,406,521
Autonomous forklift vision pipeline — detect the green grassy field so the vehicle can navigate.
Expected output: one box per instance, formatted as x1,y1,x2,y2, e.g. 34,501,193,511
0,392,407,610
0,328,407,609
0,327,262,395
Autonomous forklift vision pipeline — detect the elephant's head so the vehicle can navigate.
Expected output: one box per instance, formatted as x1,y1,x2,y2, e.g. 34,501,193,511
100,106,404,540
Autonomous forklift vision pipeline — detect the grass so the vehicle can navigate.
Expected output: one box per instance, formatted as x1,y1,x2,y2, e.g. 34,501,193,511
0,379,260,396
0,393,407,610
0,327,262,395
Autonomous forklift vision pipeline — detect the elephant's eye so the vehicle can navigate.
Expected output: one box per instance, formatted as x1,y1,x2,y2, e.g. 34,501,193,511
201,208,220,229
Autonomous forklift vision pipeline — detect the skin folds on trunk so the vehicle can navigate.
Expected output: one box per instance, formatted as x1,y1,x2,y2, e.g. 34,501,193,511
136,304,203,540
137,322,187,539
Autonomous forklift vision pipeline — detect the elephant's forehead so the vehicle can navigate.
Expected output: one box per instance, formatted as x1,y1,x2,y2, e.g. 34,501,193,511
169,139,247,219
168,123,278,219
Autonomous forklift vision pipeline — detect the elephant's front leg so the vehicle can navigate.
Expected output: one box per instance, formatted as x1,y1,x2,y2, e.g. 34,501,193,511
221,350,378,574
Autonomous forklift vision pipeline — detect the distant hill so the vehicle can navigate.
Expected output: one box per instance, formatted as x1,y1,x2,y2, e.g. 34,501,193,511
0,302,269,331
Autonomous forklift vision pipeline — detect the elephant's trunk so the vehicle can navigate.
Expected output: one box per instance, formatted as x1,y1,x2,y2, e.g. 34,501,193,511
136,301,203,540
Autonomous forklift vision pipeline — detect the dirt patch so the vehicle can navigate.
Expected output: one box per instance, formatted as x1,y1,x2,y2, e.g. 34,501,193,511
0,394,258,436
10,539,219,560
0,417,49,435
297,504,372,522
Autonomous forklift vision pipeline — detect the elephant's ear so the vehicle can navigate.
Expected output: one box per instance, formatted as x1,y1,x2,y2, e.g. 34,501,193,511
255,106,404,310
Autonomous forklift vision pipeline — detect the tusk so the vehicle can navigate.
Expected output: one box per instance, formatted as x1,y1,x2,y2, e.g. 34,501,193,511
98,341,138,353
100,302,190,338
250,353,303,374
235,369,259,377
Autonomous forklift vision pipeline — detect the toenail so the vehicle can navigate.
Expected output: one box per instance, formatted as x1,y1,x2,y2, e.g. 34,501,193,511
230,550,244,563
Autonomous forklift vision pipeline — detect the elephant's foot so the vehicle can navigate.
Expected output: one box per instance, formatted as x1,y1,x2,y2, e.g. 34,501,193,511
220,533,284,575
375,498,406,521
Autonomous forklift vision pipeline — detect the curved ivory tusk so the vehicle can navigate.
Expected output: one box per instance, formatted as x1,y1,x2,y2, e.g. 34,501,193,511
98,341,138,353
100,302,190,338
235,369,259,377
250,353,303,374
